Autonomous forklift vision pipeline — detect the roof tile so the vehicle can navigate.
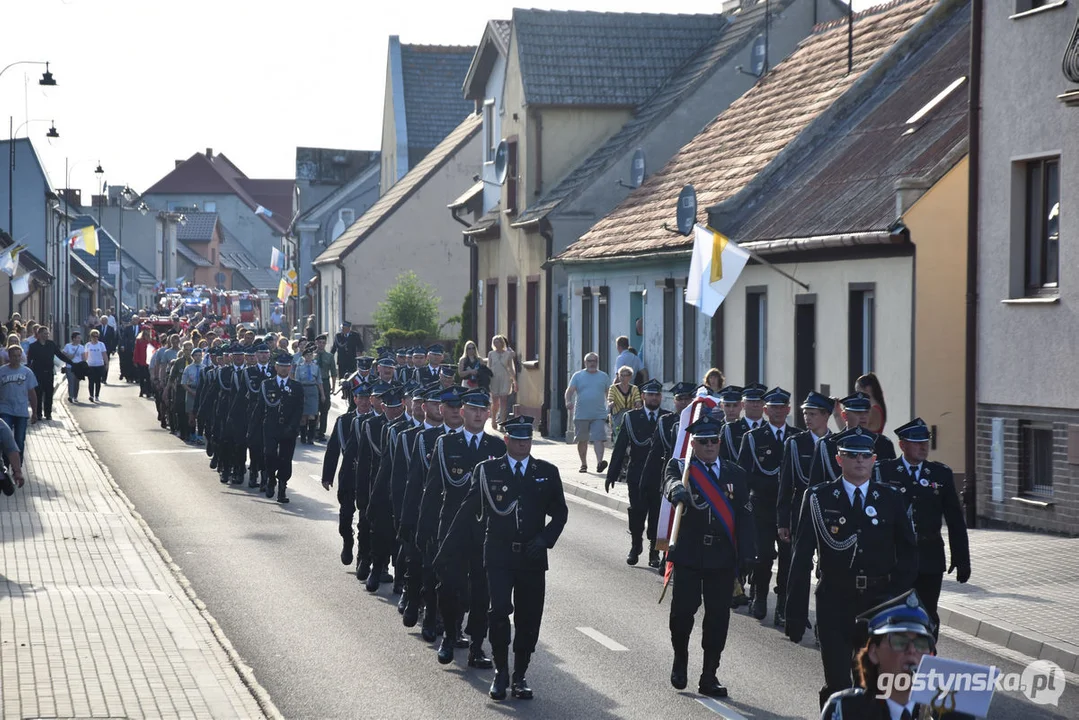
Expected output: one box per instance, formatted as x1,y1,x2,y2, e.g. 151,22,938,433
400,44,476,153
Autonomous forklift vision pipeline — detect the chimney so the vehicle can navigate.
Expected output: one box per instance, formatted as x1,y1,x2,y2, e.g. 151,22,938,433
206,147,213,159
175,160,184,168
894,177,932,216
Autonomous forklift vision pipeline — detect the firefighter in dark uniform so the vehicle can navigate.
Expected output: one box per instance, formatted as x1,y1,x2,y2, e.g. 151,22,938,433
197,348,223,466
256,355,305,503
321,379,371,564
401,386,466,639
214,345,245,482
357,383,405,589
425,390,505,669
664,414,755,698
716,386,745,462
245,344,274,490
224,345,256,486
353,382,389,580
365,386,410,593
604,379,667,567
785,429,919,710
440,415,568,701
331,321,363,379
641,382,697,572
878,418,970,635
737,387,797,623
724,383,765,608
808,393,897,488
822,590,977,720
417,344,444,385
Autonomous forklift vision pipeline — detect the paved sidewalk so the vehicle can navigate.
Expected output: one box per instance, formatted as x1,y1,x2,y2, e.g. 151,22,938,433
526,433,1079,674
0,398,277,719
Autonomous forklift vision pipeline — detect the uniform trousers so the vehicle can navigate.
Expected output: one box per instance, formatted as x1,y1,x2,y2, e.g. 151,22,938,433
914,571,944,637
670,566,735,654
752,501,790,598
814,584,891,708
33,369,54,418
264,437,297,486
318,378,332,435
487,566,546,655
437,545,488,643
627,475,661,544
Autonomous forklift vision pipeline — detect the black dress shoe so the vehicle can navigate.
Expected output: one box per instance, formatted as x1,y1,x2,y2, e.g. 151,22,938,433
219,473,230,484
437,636,455,665
648,550,661,568
392,578,404,595
467,647,494,669
209,456,218,469
731,593,749,609
751,595,767,620
626,546,641,566
773,609,786,628
276,495,290,504
403,605,420,628
247,473,259,488
698,677,728,698
340,540,354,566
356,557,371,581
670,652,688,690
489,670,509,700
231,474,244,485
397,593,407,614
454,633,471,649
265,480,276,498
511,676,534,700
380,570,394,584
365,568,381,592
421,623,437,642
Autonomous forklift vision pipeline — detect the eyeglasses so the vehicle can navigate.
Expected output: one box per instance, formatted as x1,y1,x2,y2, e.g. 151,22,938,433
695,437,720,445
885,634,933,653
839,451,874,459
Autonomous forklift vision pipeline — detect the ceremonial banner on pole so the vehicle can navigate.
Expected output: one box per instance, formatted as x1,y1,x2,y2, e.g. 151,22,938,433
685,224,749,317
655,396,716,551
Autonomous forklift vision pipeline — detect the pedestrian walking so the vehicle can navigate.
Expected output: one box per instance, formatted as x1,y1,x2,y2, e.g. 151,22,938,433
0,344,39,453
62,332,87,403
25,326,73,419
605,365,642,438
293,343,323,444
486,336,516,425
564,352,610,474
84,329,109,403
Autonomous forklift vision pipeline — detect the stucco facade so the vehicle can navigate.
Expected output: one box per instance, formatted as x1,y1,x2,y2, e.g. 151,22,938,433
975,1,1079,534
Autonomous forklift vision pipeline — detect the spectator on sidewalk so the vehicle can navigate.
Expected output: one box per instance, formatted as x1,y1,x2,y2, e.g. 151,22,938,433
0,416,24,497
26,326,73,421
99,314,118,363
0,344,39,453
62,332,87,403
314,334,336,442
614,336,644,385
84,329,109,403
606,365,642,438
565,352,611,474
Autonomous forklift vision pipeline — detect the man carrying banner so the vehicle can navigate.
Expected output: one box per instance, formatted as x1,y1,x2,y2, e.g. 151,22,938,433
664,414,755,698
643,382,696,571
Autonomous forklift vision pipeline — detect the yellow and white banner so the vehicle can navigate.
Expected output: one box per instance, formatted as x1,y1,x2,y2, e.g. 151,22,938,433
684,224,749,317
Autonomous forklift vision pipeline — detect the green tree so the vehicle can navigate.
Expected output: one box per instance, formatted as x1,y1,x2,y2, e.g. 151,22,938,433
457,289,473,353
373,271,440,346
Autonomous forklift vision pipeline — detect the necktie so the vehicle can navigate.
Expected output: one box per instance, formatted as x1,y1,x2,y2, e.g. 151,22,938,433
901,710,913,720
853,487,863,515
708,463,720,481
279,379,284,389
648,411,655,423
470,435,479,452
514,462,524,481
775,428,783,444
910,465,920,482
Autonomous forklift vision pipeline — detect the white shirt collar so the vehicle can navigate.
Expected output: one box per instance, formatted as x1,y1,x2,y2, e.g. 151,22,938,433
842,478,870,505
885,697,917,720
902,457,920,476
768,422,786,436
511,456,530,475
423,421,437,430
443,424,461,434
746,418,762,429
464,430,484,446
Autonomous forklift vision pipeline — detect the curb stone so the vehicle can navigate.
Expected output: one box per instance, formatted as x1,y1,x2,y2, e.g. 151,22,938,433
561,476,1079,673
63,409,285,720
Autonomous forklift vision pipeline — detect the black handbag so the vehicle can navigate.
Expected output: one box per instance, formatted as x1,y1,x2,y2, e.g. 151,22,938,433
476,364,494,388
73,361,89,381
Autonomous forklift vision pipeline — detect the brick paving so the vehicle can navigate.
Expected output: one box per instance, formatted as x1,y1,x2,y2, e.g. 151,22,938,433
520,427,1079,673
0,398,274,719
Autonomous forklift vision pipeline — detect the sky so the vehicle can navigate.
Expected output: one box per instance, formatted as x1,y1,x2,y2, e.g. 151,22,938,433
4,0,881,201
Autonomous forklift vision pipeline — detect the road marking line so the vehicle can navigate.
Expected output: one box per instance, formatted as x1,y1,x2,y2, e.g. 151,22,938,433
128,449,205,455
696,698,749,719
575,627,628,652
563,490,624,520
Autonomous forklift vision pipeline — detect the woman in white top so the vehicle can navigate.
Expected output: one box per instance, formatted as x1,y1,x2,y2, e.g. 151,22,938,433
62,331,86,403
83,329,108,403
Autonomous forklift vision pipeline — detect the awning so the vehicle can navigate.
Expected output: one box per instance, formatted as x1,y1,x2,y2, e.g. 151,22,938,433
448,181,484,211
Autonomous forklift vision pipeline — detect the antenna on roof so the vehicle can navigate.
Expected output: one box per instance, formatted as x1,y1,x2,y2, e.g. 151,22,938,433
735,0,771,80
661,184,697,236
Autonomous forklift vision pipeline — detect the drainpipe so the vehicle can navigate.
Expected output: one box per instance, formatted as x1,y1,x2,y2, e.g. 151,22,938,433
336,259,346,334
534,112,543,198
540,220,554,436
963,0,982,529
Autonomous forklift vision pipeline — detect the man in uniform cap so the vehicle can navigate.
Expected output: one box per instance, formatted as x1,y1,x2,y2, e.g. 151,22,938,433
331,321,364,379
321,381,372,564
716,386,748,462
605,379,668,567
375,356,398,384
438,364,456,389
641,382,697,571
363,386,409,593
417,344,445,385
786,429,918,709
664,414,755,698
254,355,305,503
878,418,970,634
352,381,395,582
425,389,505,669
214,345,247,484
736,387,797,623
439,415,568,700
808,392,896,487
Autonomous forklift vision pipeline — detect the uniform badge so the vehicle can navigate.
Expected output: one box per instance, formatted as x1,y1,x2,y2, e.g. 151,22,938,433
920,478,929,487
501,485,508,492
496,494,503,501
900,487,907,493
872,491,879,500
830,526,839,534
765,449,772,456
865,506,877,518
833,490,841,499
838,517,846,525
923,468,931,477
871,518,879,525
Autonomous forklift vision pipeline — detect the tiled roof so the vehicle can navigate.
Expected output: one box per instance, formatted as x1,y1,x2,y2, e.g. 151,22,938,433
463,205,501,237
314,113,482,266
176,242,213,267
400,44,476,154
515,1,789,226
236,179,294,222
513,8,728,107
176,212,218,242
726,5,970,243
218,223,278,290
463,20,513,101
560,0,940,261
489,19,512,55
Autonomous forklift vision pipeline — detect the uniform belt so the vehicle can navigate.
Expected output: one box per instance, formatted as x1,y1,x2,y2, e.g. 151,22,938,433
852,573,890,591
511,542,522,553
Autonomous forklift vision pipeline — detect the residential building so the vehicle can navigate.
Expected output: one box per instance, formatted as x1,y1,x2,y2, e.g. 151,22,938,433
975,0,1079,534
294,148,381,323
379,37,476,195
556,0,942,428
313,114,482,340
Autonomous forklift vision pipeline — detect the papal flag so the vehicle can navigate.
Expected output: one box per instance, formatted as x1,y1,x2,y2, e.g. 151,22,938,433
69,225,98,255
277,278,290,302
0,244,25,277
684,224,750,317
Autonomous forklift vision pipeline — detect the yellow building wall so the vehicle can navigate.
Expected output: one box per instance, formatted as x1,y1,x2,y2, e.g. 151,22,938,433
903,156,969,473
529,107,632,199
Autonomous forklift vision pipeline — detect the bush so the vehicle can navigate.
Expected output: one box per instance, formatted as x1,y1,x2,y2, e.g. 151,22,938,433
373,272,440,347
457,289,473,354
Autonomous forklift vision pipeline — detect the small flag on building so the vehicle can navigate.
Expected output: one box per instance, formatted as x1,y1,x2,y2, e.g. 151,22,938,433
255,205,273,218
12,273,31,296
0,244,25,277
277,278,290,302
270,247,284,272
685,224,750,317
69,225,99,255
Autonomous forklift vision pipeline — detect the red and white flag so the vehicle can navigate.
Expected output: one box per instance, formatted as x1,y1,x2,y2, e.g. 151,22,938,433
655,397,716,550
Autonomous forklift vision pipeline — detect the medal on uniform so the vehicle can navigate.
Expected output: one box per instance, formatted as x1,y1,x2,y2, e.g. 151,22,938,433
871,518,879,525
496,494,503,501
865,506,877,518
920,478,929,487
838,516,846,525
923,468,931,477
502,485,508,492
830,526,839,534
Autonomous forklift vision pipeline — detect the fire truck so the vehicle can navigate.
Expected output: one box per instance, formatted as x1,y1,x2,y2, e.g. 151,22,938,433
209,290,270,329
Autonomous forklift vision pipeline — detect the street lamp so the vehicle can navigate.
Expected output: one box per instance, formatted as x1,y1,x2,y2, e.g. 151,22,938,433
0,60,57,86
116,185,138,310
94,163,104,308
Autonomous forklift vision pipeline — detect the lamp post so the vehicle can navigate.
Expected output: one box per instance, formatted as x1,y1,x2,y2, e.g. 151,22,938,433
94,162,104,308
115,186,143,311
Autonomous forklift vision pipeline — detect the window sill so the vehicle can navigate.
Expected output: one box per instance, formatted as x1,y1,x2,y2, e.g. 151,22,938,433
1001,295,1060,305
1011,495,1055,508
1010,0,1068,20
522,360,540,370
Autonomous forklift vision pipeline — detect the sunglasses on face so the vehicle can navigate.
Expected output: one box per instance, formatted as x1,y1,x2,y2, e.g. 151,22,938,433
695,437,720,445
886,634,933,653
839,451,874,459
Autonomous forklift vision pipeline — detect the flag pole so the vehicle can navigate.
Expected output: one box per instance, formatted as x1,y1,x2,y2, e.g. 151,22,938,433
704,225,810,291
658,399,706,603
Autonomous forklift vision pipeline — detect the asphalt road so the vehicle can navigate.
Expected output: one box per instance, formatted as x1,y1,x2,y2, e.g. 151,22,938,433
70,377,1076,720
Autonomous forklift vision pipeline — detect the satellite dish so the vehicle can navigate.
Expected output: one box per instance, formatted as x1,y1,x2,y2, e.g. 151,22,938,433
750,34,767,77
630,148,646,188
676,185,697,236
494,140,509,185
